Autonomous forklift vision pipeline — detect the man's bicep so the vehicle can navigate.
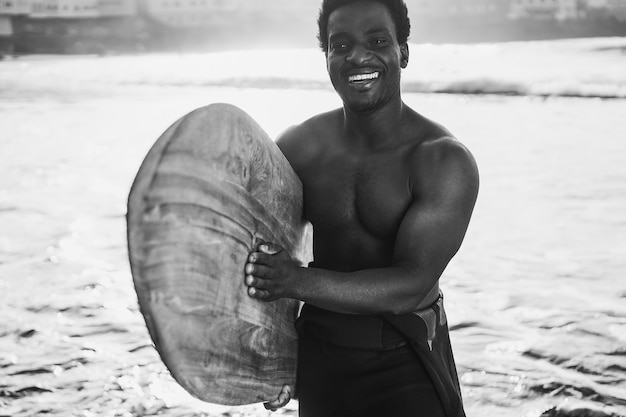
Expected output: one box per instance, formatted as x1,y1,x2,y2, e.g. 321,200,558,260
392,198,471,272
392,147,479,274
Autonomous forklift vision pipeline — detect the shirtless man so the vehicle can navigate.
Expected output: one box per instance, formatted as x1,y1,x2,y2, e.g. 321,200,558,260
244,0,478,415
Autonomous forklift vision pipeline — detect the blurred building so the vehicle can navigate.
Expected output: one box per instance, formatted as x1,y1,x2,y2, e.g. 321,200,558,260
1,0,624,22
0,0,138,17
0,0,31,15
2,0,626,54
509,0,584,20
407,0,510,17
606,0,626,19
98,0,137,16
236,0,318,14
141,0,241,27
29,0,99,18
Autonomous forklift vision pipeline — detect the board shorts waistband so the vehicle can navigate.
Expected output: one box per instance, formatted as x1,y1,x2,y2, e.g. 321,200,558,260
296,304,409,350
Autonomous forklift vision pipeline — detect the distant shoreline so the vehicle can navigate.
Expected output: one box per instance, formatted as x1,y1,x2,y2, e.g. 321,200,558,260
1,14,626,57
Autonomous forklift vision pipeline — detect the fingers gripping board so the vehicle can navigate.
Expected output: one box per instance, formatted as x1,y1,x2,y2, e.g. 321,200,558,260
127,103,311,405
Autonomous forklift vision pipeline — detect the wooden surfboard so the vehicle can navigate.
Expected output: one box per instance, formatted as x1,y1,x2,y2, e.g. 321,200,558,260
127,103,312,405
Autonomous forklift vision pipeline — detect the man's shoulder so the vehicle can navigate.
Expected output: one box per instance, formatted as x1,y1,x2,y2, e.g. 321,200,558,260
404,115,478,194
276,108,342,169
416,134,472,162
278,109,341,143
401,109,473,167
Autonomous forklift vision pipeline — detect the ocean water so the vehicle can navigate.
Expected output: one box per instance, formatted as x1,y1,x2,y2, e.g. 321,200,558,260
0,38,625,417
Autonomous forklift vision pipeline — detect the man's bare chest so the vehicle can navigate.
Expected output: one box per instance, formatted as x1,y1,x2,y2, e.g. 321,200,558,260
301,152,413,240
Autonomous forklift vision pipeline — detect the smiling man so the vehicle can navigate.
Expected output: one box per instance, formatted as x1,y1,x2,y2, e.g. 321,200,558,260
244,0,478,416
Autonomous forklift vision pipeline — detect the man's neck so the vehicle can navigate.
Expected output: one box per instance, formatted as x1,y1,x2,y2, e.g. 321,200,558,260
342,97,405,151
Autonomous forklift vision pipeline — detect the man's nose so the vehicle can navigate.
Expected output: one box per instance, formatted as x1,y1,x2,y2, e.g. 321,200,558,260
346,43,372,65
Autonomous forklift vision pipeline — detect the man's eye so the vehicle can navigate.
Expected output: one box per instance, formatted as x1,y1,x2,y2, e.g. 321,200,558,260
331,42,349,52
371,38,389,47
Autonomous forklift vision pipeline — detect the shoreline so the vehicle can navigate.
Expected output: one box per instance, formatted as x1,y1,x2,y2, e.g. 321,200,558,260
2,12,626,56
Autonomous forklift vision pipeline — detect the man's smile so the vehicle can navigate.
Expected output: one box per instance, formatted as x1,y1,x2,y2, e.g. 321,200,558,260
348,72,380,83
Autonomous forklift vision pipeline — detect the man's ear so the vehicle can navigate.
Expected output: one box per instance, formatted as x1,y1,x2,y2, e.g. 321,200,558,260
400,43,409,68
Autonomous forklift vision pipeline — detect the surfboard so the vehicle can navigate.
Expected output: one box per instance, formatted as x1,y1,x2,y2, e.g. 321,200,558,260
127,103,312,405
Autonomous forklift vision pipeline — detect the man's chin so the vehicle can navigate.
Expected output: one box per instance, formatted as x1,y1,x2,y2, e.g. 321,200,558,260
344,98,382,115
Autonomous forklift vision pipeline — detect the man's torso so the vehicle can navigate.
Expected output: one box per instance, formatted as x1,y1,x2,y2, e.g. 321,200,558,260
284,107,449,286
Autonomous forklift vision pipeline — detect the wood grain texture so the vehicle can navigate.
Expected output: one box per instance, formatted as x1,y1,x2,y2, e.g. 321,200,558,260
127,103,312,405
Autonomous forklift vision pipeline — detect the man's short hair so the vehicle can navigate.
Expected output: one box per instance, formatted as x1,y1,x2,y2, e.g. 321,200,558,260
317,0,411,52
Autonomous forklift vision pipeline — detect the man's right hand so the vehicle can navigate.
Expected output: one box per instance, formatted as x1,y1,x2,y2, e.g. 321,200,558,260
245,242,300,302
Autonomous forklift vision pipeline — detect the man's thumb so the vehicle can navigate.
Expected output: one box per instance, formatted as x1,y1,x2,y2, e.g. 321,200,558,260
258,242,282,255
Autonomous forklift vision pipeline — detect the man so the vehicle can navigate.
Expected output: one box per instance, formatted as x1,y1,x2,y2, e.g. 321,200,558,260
244,0,478,415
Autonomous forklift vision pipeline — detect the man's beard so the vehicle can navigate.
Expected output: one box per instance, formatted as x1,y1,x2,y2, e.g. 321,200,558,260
338,72,401,115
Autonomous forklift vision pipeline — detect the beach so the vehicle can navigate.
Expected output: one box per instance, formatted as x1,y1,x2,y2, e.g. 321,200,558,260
0,38,625,417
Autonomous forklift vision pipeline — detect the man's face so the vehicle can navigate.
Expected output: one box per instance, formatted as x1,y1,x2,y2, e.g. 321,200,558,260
325,1,408,114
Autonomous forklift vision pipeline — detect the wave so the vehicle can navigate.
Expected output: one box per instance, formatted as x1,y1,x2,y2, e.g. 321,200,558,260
2,37,625,99
192,76,625,99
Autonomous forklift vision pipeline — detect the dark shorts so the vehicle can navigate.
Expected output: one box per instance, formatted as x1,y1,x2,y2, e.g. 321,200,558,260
295,295,465,417
297,328,446,417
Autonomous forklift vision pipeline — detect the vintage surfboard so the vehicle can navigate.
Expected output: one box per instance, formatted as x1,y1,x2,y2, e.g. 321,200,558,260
127,103,312,405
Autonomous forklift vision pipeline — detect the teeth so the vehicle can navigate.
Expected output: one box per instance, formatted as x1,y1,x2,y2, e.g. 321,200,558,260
348,72,379,82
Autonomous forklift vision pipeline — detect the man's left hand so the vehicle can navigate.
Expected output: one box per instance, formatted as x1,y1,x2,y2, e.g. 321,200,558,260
263,384,292,411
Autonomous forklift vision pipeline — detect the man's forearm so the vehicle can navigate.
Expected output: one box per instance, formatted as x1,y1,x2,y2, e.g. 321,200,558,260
290,265,439,315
